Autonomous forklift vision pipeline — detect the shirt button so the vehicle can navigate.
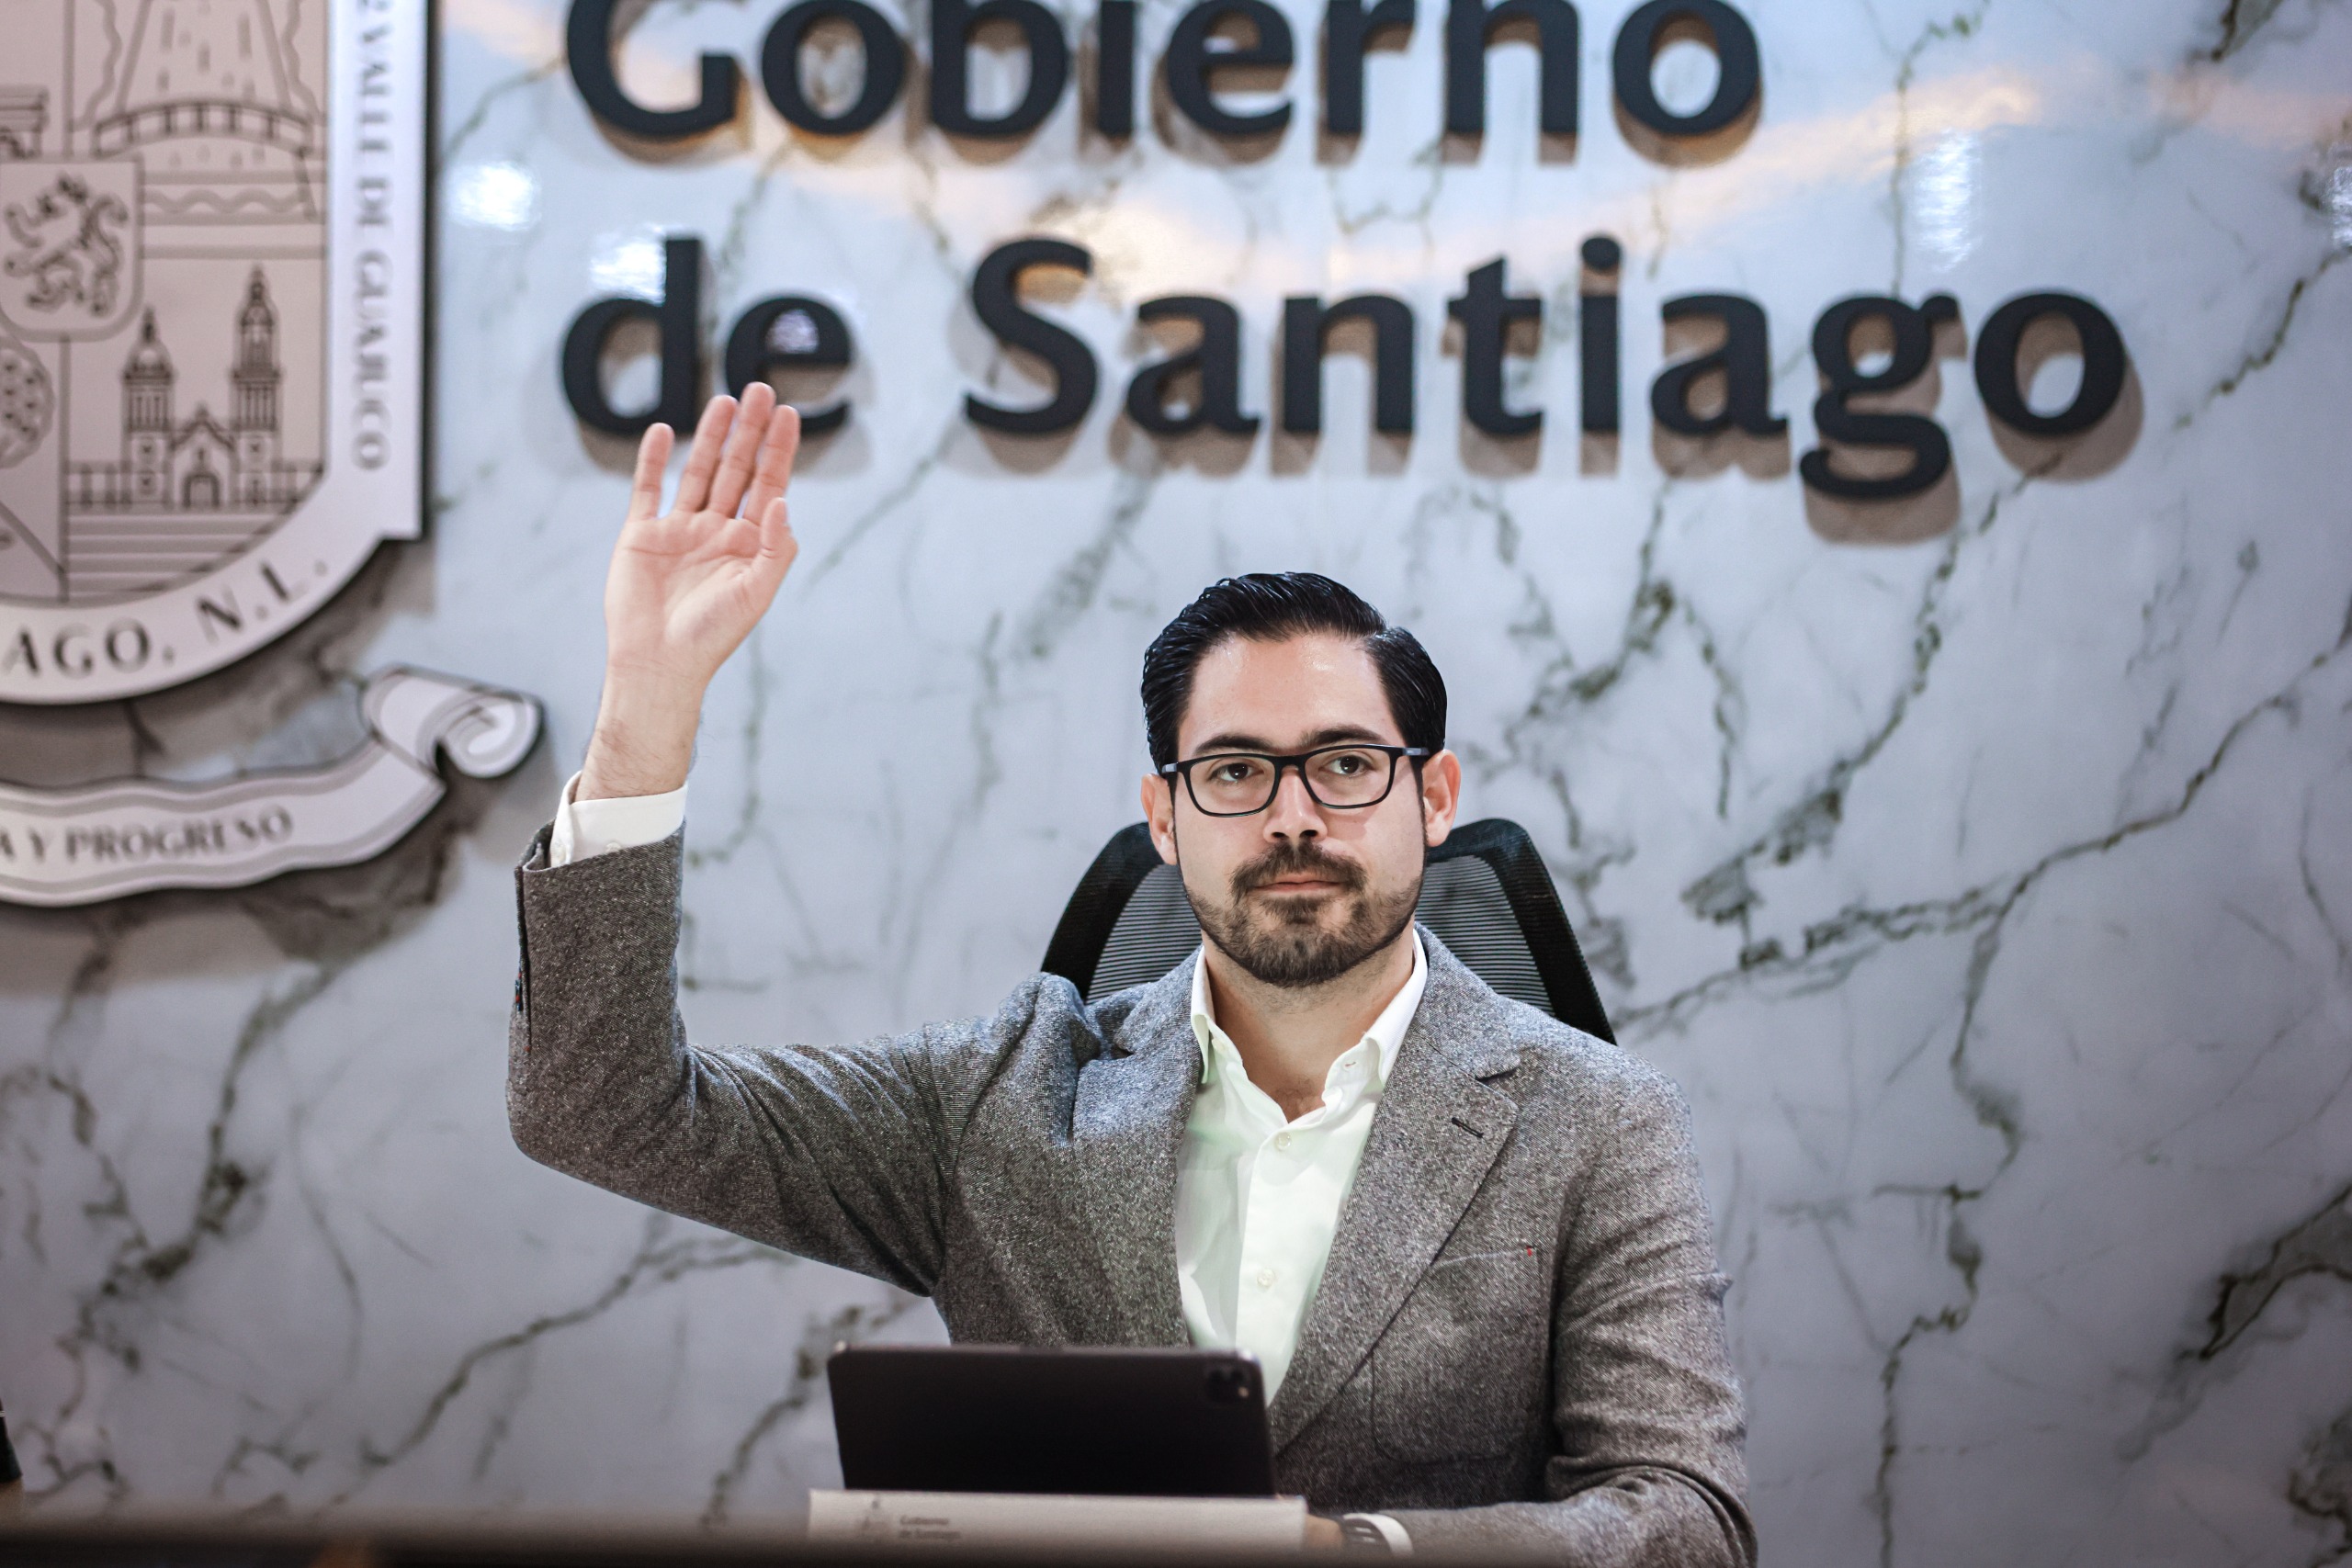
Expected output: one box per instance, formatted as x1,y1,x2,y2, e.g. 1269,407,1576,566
1256,1268,1277,1290
1274,1133,1292,1151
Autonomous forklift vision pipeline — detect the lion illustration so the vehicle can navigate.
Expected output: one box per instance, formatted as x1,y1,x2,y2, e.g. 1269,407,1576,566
4,175,130,317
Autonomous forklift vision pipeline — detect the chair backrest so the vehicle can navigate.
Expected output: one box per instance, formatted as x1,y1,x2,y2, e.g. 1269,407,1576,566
1040,819,1614,1043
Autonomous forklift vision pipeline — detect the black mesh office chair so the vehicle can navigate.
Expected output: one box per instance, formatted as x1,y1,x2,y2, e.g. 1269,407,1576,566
1041,818,1614,1043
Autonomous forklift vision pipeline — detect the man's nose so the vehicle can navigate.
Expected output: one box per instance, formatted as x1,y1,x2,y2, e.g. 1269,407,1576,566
1262,765,1325,839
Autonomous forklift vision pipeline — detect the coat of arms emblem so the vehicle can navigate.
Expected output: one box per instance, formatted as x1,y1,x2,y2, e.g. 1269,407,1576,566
0,1,541,907
0,0,418,705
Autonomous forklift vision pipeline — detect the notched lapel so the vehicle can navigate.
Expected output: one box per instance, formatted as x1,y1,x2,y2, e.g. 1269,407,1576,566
1268,943,1523,1453
1069,961,1200,1346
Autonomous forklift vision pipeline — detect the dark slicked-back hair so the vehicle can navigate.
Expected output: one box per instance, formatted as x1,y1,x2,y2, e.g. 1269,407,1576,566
1141,573,1447,769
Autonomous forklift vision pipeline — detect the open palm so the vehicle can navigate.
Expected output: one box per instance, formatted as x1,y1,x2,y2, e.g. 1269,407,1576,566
605,384,802,694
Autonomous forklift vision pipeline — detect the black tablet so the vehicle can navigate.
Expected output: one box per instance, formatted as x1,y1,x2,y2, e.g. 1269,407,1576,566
828,1344,1277,1497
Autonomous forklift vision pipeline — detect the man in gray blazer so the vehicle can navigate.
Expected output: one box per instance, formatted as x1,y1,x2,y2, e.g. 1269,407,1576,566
510,389,1753,1563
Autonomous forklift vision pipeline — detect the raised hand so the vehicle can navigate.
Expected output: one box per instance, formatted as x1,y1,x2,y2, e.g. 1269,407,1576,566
580,387,801,801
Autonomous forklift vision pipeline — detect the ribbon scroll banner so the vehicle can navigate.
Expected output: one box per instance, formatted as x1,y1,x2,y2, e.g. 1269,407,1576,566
0,667,539,907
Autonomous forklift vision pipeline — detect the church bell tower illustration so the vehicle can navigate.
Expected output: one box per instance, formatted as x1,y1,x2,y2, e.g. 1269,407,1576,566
124,308,173,505
94,269,311,527
232,267,281,500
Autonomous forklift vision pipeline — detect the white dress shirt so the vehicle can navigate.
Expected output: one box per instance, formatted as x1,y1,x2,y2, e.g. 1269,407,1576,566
1176,928,1427,1400
549,773,686,865
549,780,1419,1551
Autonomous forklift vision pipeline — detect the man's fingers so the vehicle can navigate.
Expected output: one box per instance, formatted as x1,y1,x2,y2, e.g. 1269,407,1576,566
756,496,797,568
672,394,736,516
628,423,673,522
745,498,799,610
741,401,803,521
708,381,775,518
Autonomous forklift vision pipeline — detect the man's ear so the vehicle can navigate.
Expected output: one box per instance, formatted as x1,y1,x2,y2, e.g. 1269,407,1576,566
1419,750,1463,848
1142,774,1179,864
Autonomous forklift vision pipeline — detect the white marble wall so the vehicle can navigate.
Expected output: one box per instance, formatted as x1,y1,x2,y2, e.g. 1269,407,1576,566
3,0,2349,1561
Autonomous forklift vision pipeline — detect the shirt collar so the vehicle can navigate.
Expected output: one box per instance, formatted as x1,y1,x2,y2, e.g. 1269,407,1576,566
1189,927,1429,1089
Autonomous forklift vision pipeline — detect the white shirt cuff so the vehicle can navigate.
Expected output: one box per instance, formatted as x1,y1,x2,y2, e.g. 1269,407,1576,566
1347,1514,1411,1554
548,771,686,866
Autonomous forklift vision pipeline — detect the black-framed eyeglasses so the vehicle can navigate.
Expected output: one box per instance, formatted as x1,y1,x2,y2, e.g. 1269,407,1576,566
1159,744,1430,818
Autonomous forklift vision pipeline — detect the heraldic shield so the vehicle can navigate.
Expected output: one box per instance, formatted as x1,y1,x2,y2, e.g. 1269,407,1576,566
0,160,142,343
0,0,416,705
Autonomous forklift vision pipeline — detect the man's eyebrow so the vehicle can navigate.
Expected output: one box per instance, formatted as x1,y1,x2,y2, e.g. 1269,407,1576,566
1185,724,1396,756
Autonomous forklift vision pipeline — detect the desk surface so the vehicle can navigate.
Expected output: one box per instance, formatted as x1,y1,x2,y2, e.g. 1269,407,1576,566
0,1514,1498,1568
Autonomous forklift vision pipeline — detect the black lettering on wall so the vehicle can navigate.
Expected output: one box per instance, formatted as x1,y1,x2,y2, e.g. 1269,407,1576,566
1973,291,2127,436
1443,0,1577,138
1323,0,1415,138
932,0,1071,138
1095,0,1139,137
1800,293,1953,500
1448,257,1543,436
725,297,854,434
1165,0,1296,138
567,0,741,141
1611,0,1760,145
1126,297,1261,434
561,235,704,436
1283,294,1415,434
760,0,907,135
967,238,1100,433
1579,233,1622,434
1651,293,1782,435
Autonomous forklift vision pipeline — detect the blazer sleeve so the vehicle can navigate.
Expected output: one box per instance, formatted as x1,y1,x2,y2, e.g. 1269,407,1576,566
1385,1066,1756,1567
505,826,1035,1294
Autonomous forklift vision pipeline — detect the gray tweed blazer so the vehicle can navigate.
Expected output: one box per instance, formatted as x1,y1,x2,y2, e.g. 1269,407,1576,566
508,829,1753,1565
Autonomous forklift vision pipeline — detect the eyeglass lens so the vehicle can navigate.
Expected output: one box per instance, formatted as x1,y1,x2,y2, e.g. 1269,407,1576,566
1189,748,1398,814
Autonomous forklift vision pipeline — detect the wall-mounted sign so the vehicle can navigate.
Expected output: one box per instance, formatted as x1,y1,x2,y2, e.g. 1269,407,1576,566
554,0,2136,508
0,1,540,908
0,0,425,705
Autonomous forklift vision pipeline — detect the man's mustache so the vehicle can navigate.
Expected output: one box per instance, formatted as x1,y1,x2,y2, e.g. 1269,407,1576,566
1230,842,1367,897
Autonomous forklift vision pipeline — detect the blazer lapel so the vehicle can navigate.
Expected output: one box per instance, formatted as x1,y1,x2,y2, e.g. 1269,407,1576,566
1069,957,1201,1346
1267,936,1523,1453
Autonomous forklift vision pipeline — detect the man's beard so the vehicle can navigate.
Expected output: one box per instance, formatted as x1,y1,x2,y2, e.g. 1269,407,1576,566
1185,840,1421,989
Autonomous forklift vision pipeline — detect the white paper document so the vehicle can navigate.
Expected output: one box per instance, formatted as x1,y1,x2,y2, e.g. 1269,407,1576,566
807,1489,1307,1551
